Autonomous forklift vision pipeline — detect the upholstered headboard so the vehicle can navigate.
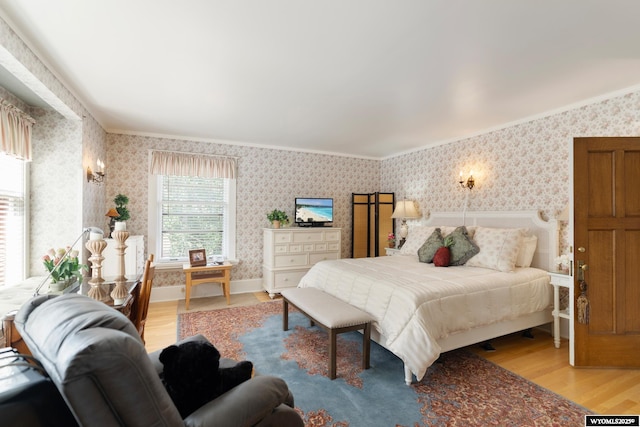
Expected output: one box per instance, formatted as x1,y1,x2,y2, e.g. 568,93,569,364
424,210,558,271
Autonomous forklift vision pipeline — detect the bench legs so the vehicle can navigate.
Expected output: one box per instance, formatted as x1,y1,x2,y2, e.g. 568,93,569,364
283,297,371,380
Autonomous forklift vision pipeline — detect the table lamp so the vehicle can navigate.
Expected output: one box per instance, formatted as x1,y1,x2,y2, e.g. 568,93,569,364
391,200,420,248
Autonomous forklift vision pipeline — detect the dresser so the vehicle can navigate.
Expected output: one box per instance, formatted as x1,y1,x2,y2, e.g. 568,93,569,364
263,228,341,298
102,235,145,277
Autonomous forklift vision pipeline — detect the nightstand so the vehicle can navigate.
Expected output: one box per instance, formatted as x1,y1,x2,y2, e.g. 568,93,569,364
548,271,574,365
385,247,401,256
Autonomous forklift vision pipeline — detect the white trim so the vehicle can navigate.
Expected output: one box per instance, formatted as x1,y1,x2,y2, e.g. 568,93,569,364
149,278,263,303
110,129,380,161
147,164,237,263
382,83,640,161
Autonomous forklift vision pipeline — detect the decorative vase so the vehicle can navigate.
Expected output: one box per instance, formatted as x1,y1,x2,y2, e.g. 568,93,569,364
272,220,281,229
114,221,127,231
388,241,395,248
49,276,77,293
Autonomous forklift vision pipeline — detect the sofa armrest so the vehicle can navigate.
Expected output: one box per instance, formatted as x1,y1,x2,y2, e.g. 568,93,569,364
183,375,301,427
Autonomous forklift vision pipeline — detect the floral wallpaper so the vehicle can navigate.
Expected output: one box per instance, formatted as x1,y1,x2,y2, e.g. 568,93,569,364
105,134,380,286
27,107,82,275
381,91,640,256
0,17,108,277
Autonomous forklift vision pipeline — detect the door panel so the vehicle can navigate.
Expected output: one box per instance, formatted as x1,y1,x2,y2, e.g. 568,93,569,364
625,152,640,215
626,231,640,332
574,137,640,367
587,230,614,333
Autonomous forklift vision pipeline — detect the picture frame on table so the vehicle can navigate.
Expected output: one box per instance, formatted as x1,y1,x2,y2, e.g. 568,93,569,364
188,249,207,267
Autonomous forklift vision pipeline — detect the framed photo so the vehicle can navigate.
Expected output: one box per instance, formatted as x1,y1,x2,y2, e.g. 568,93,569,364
189,249,207,267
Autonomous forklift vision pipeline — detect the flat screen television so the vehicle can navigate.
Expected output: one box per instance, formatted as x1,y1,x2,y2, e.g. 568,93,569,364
295,198,333,227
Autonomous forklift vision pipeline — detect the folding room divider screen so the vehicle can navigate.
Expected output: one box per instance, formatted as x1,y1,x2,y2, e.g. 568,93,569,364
351,193,395,258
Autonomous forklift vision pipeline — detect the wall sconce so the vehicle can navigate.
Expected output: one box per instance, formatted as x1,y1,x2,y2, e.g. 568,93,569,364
459,170,475,190
87,159,105,184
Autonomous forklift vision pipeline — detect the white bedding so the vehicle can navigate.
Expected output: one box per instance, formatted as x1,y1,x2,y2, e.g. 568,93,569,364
298,255,551,380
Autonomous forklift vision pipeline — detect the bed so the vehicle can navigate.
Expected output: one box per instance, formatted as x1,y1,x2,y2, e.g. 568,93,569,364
298,210,558,384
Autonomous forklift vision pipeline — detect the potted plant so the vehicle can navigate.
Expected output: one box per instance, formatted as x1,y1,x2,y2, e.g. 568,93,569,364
387,232,396,248
43,247,88,292
113,194,130,231
267,209,289,229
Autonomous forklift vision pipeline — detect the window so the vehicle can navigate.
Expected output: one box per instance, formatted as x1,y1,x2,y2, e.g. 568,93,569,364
0,154,26,286
149,174,236,265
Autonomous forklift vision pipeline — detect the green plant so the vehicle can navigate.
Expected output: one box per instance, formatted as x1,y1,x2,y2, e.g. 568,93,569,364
114,193,130,221
42,247,88,283
267,209,289,224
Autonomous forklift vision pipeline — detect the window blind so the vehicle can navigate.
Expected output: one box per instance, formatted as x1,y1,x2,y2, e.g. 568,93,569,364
159,175,229,259
0,155,25,286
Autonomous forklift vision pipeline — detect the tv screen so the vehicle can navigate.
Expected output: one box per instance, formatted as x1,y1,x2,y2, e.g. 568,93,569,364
295,198,333,224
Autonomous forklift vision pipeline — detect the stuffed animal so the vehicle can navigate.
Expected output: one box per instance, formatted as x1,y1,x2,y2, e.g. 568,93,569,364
159,340,253,417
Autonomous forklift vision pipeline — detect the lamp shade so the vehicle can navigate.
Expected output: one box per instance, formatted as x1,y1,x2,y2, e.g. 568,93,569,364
105,208,119,218
391,200,419,219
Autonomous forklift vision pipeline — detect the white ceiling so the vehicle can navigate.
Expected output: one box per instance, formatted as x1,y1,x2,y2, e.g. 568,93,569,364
1,0,640,159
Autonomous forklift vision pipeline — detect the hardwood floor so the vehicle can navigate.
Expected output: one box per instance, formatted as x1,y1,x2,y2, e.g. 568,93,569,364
145,294,640,415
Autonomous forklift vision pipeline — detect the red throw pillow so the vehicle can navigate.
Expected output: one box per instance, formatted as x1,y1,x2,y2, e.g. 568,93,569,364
433,246,450,267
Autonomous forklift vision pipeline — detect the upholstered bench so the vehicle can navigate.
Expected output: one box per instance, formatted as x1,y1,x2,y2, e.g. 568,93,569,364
280,287,373,380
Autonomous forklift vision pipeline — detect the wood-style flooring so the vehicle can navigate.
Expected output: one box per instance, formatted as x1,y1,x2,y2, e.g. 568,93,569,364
144,293,640,415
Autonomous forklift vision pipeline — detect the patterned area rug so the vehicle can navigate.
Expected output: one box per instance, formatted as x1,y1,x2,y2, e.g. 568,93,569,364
178,300,591,427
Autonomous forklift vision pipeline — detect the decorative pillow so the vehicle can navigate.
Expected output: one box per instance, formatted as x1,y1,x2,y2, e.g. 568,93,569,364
447,226,480,266
399,226,436,254
417,228,444,263
466,227,525,272
433,246,450,267
515,235,538,268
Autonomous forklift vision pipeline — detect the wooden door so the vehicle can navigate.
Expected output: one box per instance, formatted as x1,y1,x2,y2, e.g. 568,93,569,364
574,137,640,367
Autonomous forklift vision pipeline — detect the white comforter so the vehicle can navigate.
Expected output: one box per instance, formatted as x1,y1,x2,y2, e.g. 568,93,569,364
298,255,551,380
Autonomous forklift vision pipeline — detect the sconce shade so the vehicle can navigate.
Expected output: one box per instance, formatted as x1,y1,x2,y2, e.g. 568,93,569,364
391,200,419,219
105,208,119,218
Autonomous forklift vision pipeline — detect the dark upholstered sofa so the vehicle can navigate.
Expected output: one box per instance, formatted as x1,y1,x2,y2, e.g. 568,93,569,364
14,293,303,427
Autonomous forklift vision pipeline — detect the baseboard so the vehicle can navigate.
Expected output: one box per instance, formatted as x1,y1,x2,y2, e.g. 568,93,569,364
150,278,264,302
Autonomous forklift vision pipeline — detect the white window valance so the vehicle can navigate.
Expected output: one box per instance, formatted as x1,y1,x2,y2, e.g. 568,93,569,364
0,99,35,161
150,150,237,179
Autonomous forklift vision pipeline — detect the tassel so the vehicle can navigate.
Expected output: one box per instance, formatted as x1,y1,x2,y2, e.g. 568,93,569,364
576,280,589,324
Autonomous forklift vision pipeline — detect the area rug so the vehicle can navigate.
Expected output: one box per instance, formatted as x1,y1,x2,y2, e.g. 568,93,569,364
178,301,592,427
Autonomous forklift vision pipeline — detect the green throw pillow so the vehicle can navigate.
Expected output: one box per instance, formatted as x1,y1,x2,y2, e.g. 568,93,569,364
448,226,480,266
418,228,444,263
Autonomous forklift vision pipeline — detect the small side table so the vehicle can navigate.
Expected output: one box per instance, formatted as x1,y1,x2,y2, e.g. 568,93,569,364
548,271,574,365
385,247,401,256
183,262,232,310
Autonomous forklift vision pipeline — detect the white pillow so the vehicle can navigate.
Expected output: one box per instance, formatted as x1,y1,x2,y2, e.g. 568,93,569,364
466,227,525,272
515,235,538,268
399,226,436,255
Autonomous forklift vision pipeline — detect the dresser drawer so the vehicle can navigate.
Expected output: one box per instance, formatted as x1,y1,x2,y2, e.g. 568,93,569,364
314,243,328,251
274,232,293,243
273,270,307,289
293,231,323,243
327,242,340,251
274,254,308,268
274,245,288,254
324,230,341,241
309,252,339,265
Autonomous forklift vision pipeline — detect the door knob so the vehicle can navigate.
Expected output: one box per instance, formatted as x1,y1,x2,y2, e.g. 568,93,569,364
577,260,588,280
578,247,586,253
